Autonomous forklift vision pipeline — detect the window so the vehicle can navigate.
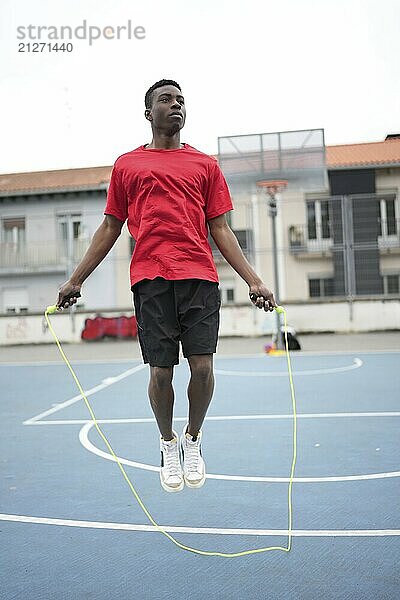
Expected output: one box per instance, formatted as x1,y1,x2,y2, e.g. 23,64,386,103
379,195,397,237
2,217,26,246
309,279,320,297
219,280,235,304
208,226,252,262
226,288,235,302
3,287,29,313
58,213,84,261
58,214,82,243
309,277,334,298
307,200,331,241
307,202,316,239
383,274,400,295
233,229,254,259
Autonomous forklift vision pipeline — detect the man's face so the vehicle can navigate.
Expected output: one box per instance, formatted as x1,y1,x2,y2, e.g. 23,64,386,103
145,85,186,133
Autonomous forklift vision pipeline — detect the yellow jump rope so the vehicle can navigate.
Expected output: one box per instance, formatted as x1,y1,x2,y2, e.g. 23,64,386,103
45,302,297,558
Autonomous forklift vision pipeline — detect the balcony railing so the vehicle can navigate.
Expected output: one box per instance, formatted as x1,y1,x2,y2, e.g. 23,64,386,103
0,239,89,271
378,218,400,250
288,224,333,254
289,219,400,255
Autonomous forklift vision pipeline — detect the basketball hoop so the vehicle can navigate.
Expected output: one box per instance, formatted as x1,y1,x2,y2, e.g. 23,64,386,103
256,180,288,198
256,180,287,216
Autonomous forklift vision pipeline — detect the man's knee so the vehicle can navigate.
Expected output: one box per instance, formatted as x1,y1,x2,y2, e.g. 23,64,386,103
150,366,174,388
188,355,213,381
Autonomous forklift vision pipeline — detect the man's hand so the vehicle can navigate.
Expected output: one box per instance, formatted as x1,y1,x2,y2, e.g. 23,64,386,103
249,283,276,312
57,281,82,310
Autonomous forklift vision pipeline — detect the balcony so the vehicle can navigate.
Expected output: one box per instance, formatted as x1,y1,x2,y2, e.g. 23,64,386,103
289,219,400,257
289,224,333,257
378,218,400,253
0,239,89,274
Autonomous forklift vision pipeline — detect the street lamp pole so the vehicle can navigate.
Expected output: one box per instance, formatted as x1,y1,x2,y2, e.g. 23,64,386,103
268,192,282,348
256,180,288,350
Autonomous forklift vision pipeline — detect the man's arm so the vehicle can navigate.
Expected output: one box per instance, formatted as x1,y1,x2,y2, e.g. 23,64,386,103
208,213,276,311
57,214,124,309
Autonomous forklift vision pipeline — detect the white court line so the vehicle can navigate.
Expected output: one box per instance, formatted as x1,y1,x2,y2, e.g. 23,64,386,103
0,514,399,537
24,411,400,426
215,358,363,376
78,418,400,483
23,363,147,425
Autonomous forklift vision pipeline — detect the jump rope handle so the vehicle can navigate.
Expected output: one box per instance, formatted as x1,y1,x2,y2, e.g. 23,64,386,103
249,293,285,314
46,292,81,314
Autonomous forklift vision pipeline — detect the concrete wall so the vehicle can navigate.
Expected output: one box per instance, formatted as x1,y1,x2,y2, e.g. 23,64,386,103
1,299,399,346
220,299,400,336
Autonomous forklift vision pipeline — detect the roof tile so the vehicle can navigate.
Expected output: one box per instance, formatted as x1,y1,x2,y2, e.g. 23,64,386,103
326,138,400,168
0,166,112,195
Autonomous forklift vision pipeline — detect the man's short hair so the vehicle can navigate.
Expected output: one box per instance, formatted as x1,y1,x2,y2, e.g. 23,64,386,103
145,79,182,109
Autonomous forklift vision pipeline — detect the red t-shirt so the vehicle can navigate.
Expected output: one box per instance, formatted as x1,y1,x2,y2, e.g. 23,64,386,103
104,143,233,287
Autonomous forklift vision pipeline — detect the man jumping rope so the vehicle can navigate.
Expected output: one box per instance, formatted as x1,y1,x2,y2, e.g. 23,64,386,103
57,79,276,493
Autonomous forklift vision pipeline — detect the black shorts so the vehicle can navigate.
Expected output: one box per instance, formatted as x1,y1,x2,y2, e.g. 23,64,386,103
132,277,221,367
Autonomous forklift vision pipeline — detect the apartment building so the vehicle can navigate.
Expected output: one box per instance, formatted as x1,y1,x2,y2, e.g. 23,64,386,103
0,166,132,313
1,133,399,315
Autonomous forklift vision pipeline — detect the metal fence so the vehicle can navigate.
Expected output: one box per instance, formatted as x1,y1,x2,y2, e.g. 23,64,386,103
284,193,400,300
208,192,400,303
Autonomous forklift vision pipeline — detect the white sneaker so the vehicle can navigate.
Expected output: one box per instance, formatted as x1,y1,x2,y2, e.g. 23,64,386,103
160,432,184,493
180,426,206,489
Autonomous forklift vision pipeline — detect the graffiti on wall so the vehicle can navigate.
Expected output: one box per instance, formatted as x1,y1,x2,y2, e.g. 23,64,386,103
81,315,138,341
6,317,28,340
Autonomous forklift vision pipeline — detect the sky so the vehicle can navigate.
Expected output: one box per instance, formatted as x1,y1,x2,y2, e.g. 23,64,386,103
1,0,399,174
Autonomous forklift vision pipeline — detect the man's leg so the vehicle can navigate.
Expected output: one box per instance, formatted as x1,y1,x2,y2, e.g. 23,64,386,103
186,354,214,436
148,366,175,441
149,364,184,492
177,281,219,488
133,278,183,492
179,354,213,489
178,281,220,436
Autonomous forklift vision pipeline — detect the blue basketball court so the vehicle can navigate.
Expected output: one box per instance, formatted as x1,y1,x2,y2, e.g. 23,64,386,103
1,344,399,599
